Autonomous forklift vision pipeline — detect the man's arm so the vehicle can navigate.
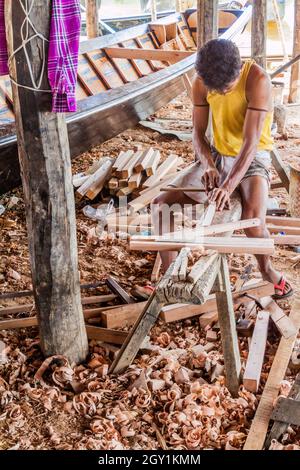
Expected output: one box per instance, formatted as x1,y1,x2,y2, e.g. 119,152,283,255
192,76,219,190
209,66,272,210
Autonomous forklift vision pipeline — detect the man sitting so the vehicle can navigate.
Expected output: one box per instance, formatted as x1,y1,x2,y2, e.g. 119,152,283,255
152,39,292,299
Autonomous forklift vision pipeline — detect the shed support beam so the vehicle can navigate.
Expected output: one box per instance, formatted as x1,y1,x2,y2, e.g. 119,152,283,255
5,0,88,363
197,0,218,48
86,0,100,39
289,0,300,102
251,0,267,68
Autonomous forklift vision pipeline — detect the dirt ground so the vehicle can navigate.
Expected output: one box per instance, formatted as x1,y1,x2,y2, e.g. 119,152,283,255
0,93,300,450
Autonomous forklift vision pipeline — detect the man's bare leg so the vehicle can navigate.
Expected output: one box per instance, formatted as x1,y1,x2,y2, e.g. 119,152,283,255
239,175,291,295
151,191,197,272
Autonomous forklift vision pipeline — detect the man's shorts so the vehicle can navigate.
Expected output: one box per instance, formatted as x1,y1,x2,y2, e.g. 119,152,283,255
168,148,272,203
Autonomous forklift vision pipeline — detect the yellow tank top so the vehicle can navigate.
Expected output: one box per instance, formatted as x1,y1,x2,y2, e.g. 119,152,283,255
206,60,273,156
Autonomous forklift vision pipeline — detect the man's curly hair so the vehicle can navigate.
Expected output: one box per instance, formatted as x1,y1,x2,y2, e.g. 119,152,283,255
195,39,242,92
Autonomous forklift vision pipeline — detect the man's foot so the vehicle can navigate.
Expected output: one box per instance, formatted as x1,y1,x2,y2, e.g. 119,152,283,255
272,275,293,300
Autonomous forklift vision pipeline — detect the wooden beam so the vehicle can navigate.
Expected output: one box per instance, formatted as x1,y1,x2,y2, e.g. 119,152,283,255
251,0,267,68
106,276,135,304
243,310,270,393
105,47,193,63
197,0,219,48
109,290,161,374
260,297,297,339
271,149,290,192
215,256,241,397
85,326,127,344
266,215,300,227
143,155,179,188
289,0,300,102
85,0,100,39
151,253,162,283
101,302,147,329
5,0,88,363
244,291,300,450
129,236,275,255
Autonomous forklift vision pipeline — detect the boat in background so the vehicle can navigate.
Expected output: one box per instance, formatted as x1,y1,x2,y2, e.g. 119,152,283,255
0,6,252,195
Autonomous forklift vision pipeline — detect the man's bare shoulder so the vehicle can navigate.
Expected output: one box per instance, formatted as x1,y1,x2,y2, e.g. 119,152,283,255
247,63,272,91
192,75,208,105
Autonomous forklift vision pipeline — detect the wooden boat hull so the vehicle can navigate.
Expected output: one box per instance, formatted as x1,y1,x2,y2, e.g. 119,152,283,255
0,8,252,195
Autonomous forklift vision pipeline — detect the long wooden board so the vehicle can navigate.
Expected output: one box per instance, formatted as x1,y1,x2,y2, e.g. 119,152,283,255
243,292,300,450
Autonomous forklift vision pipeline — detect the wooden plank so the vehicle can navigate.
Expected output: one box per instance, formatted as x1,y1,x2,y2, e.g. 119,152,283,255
77,54,107,95
5,0,88,364
260,297,297,339
128,171,143,190
85,49,124,89
271,149,290,192
105,47,193,63
143,154,179,187
121,39,153,76
266,216,300,227
109,51,140,84
145,150,161,177
135,33,165,70
243,292,300,450
85,326,127,345
198,202,216,227
134,148,155,172
119,151,143,179
106,276,135,304
187,252,219,284
148,218,261,241
243,311,270,393
151,253,162,283
101,302,147,328
109,290,160,374
128,171,181,212
85,159,114,200
129,236,275,255
169,247,190,282
215,255,241,397
267,224,300,235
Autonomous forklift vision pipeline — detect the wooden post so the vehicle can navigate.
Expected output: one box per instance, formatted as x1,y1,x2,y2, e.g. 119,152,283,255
215,255,241,397
289,164,300,217
197,0,218,49
289,0,300,103
175,0,182,13
5,0,88,363
150,0,157,22
86,0,100,39
251,0,267,68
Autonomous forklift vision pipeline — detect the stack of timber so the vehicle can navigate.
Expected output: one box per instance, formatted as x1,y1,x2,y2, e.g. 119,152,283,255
0,7,252,195
74,150,182,200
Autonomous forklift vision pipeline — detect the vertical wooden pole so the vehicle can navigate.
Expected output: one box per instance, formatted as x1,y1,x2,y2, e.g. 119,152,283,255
215,256,241,397
150,0,157,22
5,0,88,363
289,0,300,103
86,0,100,39
251,0,267,68
197,0,218,49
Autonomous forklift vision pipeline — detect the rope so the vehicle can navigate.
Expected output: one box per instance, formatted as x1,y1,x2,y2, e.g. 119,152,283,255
8,0,51,93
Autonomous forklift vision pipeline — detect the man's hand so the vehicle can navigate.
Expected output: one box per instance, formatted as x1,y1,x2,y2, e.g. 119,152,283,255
208,186,231,211
202,165,220,192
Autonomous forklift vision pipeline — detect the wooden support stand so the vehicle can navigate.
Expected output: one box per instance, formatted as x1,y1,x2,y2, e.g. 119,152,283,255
251,0,267,68
215,256,241,397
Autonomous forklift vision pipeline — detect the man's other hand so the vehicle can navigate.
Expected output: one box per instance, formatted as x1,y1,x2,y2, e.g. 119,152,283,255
201,166,220,192
208,186,231,211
